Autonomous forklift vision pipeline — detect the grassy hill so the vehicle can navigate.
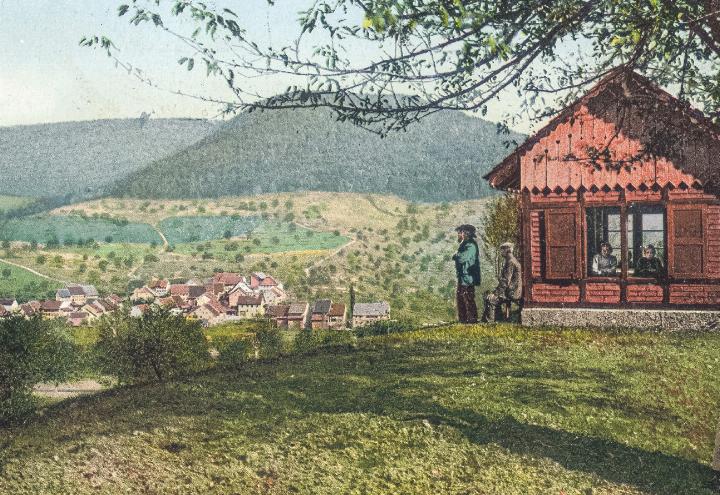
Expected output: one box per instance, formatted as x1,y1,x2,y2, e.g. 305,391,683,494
2,325,719,494
112,109,524,203
0,118,216,203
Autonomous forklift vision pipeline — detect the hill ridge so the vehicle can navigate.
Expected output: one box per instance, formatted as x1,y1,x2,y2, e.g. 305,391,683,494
112,108,524,203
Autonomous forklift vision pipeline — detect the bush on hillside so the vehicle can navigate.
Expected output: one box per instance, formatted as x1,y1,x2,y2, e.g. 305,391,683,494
293,328,321,355
214,336,255,369
256,324,283,360
0,316,75,424
95,308,209,384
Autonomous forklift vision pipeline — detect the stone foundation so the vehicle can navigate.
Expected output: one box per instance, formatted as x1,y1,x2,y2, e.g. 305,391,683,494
521,307,720,331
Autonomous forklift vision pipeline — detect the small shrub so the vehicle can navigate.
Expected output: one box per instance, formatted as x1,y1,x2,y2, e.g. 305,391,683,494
255,324,283,360
293,328,321,354
95,308,209,384
214,336,254,369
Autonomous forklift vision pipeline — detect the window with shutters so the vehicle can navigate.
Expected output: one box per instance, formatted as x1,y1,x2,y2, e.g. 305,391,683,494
545,209,578,279
586,207,621,277
670,207,705,277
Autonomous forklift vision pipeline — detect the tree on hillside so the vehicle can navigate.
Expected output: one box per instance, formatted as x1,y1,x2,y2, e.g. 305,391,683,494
0,317,75,423
480,193,520,279
84,1,720,134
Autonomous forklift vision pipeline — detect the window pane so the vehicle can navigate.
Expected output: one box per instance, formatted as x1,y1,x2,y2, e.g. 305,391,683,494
642,231,664,248
630,205,666,278
643,213,663,231
607,232,621,250
586,206,621,277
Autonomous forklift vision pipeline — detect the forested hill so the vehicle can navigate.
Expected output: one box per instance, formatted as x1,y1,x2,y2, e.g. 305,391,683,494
112,109,524,203
0,118,216,201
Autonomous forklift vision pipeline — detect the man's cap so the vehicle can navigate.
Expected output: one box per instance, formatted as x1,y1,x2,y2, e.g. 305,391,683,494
500,242,514,250
455,224,476,234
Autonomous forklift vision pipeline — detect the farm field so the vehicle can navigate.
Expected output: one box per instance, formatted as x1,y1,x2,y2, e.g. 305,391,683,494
0,215,161,245
0,261,61,301
3,324,719,494
173,223,349,258
159,215,262,244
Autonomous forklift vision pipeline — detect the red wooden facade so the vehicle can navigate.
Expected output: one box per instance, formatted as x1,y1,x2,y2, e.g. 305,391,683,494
485,70,720,310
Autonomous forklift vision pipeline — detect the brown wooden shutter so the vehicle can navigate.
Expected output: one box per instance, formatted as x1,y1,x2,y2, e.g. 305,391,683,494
544,208,578,279
668,206,705,278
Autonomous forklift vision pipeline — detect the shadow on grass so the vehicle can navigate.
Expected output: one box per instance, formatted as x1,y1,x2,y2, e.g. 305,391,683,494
11,336,717,494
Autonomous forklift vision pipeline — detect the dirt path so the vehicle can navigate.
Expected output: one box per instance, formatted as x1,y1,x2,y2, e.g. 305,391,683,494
304,239,356,276
364,195,398,217
34,379,106,399
0,258,67,284
153,224,170,249
126,224,169,278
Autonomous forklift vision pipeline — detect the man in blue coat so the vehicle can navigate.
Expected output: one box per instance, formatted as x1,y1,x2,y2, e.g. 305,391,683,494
452,224,481,324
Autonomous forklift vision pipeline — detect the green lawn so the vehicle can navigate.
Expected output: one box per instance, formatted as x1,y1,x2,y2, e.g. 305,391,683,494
2,325,719,494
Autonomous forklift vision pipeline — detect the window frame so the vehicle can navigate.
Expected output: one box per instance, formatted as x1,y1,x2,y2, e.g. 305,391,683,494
627,203,667,280
585,205,622,278
583,202,668,281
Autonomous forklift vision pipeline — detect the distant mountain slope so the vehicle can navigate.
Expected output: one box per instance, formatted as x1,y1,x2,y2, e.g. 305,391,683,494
113,109,524,202
0,118,216,201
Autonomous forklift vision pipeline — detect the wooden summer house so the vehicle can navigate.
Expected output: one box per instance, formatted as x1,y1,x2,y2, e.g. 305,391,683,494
484,70,720,329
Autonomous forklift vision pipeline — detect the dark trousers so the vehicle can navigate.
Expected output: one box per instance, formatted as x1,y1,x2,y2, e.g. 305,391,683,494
456,285,478,324
483,292,512,323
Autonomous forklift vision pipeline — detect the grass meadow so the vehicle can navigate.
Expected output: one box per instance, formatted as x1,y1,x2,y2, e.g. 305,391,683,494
2,324,718,494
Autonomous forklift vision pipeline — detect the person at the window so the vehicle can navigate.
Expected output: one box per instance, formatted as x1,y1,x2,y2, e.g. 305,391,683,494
635,244,664,277
592,241,618,276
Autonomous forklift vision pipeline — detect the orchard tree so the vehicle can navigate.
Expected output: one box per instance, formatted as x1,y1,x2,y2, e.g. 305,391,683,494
82,1,720,134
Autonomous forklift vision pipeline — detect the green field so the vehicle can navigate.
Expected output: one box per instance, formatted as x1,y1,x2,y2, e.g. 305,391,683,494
0,262,61,300
3,325,718,494
159,215,262,244
0,216,161,244
0,195,35,214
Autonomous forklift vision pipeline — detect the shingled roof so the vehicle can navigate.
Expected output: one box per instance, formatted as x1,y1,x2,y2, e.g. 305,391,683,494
312,299,332,314
484,69,720,194
353,302,390,317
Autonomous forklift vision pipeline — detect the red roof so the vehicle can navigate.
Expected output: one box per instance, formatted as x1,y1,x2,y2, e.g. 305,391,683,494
259,276,277,287
41,300,62,311
149,279,168,289
235,295,263,306
484,69,720,194
265,305,290,318
213,272,243,286
328,303,346,317
170,284,189,296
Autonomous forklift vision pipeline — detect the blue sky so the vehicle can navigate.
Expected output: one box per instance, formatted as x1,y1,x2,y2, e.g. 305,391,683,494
0,0,529,129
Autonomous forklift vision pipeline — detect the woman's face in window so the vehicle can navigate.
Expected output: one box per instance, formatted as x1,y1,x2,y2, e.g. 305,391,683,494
643,247,655,259
601,244,610,256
